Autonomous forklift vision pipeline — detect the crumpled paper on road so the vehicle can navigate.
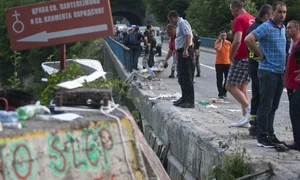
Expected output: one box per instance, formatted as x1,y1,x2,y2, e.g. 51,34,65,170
148,93,181,100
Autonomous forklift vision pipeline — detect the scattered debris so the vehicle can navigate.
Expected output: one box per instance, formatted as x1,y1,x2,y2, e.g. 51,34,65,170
206,104,218,109
149,93,181,101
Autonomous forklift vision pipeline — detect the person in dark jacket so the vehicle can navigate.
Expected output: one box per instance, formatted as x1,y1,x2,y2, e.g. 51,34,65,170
245,4,272,136
285,40,300,150
127,27,144,71
192,29,201,77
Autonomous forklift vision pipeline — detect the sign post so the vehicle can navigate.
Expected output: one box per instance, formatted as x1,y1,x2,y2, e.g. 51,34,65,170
5,0,114,69
60,44,66,69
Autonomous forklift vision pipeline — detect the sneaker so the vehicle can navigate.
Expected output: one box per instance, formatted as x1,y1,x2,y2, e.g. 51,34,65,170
231,116,250,127
195,73,200,77
257,136,275,148
169,74,175,78
218,95,224,99
269,134,284,144
243,123,251,128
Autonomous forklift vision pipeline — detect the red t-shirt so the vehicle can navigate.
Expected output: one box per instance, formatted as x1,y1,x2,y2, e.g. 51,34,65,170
232,13,255,59
285,38,300,90
168,36,178,62
169,37,175,50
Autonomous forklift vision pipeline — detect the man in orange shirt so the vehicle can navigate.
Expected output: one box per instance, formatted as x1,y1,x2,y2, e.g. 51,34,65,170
214,31,231,99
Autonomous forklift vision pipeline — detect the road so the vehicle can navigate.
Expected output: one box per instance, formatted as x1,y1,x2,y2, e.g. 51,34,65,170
148,42,292,141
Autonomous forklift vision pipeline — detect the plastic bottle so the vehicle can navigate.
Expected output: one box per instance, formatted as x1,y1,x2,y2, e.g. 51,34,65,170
16,105,39,120
199,100,209,106
147,67,155,77
16,101,50,120
2,122,23,129
0,111,19,122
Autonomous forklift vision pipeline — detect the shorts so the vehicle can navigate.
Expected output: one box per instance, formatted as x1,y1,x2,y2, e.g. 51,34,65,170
227,58,251,85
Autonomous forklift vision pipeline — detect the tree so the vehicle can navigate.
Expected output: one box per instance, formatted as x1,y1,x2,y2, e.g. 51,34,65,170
244,0,258,17
143,0,190,24
185,0,258,38
186,0,233,37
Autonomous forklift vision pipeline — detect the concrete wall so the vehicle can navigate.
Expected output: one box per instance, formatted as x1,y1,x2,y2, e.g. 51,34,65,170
103,42,217,179
0,118,148,180
103,41,300,180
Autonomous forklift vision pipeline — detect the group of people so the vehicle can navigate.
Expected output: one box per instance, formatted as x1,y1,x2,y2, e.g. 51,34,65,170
215,0,300,150
162,0,300,151
162,11,197,108
114,25,157,71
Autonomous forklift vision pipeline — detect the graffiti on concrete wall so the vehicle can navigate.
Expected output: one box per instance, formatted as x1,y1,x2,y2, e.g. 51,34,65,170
0,125,119,180
94,174,116,180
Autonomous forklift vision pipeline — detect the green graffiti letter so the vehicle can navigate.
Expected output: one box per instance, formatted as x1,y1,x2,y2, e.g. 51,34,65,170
84,133,102,170
0,144,8,180
10,142,37,180
48,135,69,177
66,134,88,170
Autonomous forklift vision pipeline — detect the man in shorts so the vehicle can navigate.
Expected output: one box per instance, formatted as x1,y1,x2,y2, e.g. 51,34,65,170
226,0,254,127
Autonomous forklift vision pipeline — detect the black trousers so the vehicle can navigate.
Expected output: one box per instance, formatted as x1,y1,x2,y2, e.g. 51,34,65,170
148,48,155,68
248,59,260,117
215,64,230,97
287,88,294,102
130,46,141,70
177,46,195,103
290,84,300,145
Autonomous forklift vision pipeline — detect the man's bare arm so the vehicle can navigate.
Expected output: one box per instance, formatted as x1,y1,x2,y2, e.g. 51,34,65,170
295,69,300,81
165,49,174,61
144,36,149,46
214,40,223,51
229,31,242,61
184,34,192,52
245,33,264,60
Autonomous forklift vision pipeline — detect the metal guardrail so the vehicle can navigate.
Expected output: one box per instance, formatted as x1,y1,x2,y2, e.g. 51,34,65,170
200,37,217,49
105,37,133,72
105,36,216,71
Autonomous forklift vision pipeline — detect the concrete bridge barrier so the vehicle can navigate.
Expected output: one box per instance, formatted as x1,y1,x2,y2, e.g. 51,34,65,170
0,108,169,180
104,37,300,180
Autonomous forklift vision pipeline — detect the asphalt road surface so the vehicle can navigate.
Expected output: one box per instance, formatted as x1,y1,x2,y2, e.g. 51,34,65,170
149,41,292,142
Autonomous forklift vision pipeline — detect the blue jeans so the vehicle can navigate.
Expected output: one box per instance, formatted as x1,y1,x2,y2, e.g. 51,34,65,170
256,70,284,140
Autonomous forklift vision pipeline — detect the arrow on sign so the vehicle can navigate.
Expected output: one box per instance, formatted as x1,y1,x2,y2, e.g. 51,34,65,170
17,24,108,42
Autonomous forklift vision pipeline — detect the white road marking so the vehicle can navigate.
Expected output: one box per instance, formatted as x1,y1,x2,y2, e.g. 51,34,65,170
162,50,215,70
200,63,215,70
163,50,288,93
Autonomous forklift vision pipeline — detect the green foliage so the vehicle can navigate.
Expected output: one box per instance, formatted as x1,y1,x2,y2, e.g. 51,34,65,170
40,63,84,105
212,141,250,180
83,77,131,104
67,39,104,60
244,0,258,17
143,0,190,23
186,0,233,37
5,51,22,89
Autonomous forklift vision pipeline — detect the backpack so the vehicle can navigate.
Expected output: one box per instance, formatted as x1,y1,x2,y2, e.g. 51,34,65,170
128,32,139,45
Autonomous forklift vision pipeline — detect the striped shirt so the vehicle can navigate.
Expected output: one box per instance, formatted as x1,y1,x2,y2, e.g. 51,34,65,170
252,19,286,74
